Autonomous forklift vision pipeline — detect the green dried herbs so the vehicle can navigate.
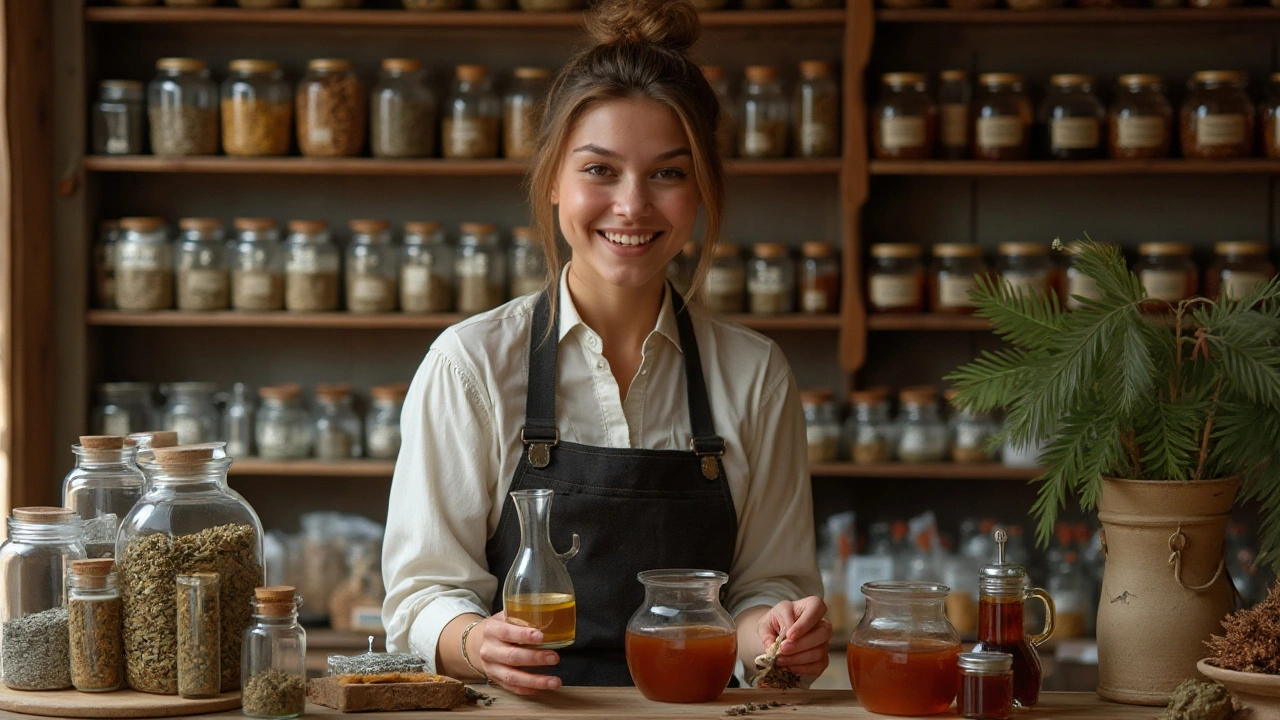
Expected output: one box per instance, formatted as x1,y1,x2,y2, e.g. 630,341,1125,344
1,607,72,690
243,669,306,719
176,573,220,698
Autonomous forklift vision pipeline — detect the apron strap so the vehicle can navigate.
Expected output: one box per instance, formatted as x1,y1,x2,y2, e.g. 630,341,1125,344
670,289,725,460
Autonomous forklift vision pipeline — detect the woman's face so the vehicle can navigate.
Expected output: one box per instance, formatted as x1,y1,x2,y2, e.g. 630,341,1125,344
552,97,701,294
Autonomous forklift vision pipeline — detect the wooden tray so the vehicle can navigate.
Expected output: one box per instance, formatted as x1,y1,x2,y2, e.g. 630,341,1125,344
307,675,466,712
0,686,240,718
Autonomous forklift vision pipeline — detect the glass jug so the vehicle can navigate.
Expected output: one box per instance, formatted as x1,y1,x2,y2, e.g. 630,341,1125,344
502,489,579,650
972,529,1055,709
847,581,961,716
625,569,737,703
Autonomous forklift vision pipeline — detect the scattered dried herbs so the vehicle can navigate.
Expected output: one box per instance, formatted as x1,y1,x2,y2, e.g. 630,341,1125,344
2,607,72,690
749,634,801,690
1207,582,1280,674
70,595,124,691
725,700,790,716
1160,680,1236,720
243,668,306,718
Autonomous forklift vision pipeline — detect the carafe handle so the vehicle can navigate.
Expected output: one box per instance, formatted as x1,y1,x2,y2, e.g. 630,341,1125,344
557,533,580,562
1026,587,1056,648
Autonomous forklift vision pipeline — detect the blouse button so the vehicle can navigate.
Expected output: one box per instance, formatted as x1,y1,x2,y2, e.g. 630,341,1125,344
596,360,605,370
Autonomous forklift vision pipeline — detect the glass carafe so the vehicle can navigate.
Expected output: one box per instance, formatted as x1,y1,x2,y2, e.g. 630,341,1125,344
502,489,579,650
63,436,146,558
625,569,737,703
847,581,961,716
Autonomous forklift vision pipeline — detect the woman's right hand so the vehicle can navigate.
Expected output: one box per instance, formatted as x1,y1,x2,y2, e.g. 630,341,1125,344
469,612,563,694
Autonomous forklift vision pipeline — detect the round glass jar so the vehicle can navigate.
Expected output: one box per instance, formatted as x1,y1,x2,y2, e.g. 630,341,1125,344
945,389,1001,464
161,382,220,445
455,222,505,314
366,383,407,460
63,436,146,558
1263,73,1280,160
867,243,925,313
504,67,551,160
959,651,1014,720
799,241,839,314
1205,241,1276,302
930,243,987,314
68,559,124,693
221,59,292,157
625,570,736,704
895,386,948,463
148,58,218,157
738,65,789,159
702,66,737,159
938,70,971,160
973,73,1032,161
800,389,840,464
1039,74,1104,160
371,58,436,159
241,588,306,720
400,221,453,313
1181,71,1255,159
255,386,312,459
793,60,840,159
116,217,173,311
509,227,548,298
312,384,362,460
872,72,936,160
94,220,121,309
844,388,893,464
175,217,229,312
284,220,340,312
444,65,501,159
1109,74,1172,160
93,80,145,155
705,242,746,313
1063,241,1103,310
345,219,398,314
296,58,366,158
93,382,156,437
996,242,1055,300
748,242,795,315
1135,242,1198,310
231,218,285,312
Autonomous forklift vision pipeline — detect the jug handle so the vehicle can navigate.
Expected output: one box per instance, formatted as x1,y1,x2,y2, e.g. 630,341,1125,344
1168,527,1226,593
557,533,580,562
1026,587,1056,648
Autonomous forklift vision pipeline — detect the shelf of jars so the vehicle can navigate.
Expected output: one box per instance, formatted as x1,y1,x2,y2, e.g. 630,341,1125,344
868,159,1280,176
875,6,1280,24
866,313,989,331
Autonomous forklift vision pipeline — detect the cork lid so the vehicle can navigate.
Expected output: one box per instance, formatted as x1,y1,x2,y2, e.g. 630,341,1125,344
153,445,216,465
849,386,891,405
978,72,1024,86
1118,73,1162,87
944,387,962,403
70,558,116,577
100,79,143,92
933,243,983,259
1193,70,1247,85
1138,242,1192,256
871,243,922,259
799,60,833,80
753,242,788,259
259,384,303,401
455,64,489,82
713,242,740,260
1050,73,1094,87
234,217,278,232
1216,241,1268,256
179,217,223,233
288,219,328,234
156,57,206,73
514,66,552,80
744,65,779,83
80,435,125,450
371,383,410,402
939,70,967,82
801,241,834,258
404,221,443,235
998,242,1049,257
120,217,165,232
882,72,927,86
799,388,834,406
1272,72,1280,84
459,222,497,235
899,385,939,404
12,507,76,523
228,59,280,74
381,58,422,73
255,586,298,617
314,382,352,401
512,226,535,244
349,219,390,234
127,430,179,449
308,58,354,73
700,65,725,82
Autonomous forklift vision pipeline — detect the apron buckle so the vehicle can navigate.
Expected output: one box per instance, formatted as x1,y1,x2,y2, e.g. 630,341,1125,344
521,427,559,469
690,436,725,480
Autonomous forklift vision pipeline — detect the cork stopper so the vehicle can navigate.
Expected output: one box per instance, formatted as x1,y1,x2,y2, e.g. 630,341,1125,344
800,60,833,80
288,219,328,234
939,69,967,83
455,64,489,82
998,242,1049,257
259,384,303,402
899,385,939,405
1050,73,1094,87
459,222,497,236
701,65,724,82
753,242,788,260
979,73,1023,87
255,586,298,618
713,242,740,260
1118,73,1162,87
849,386,891,406
229,59,280,75
404,221,442,236
1193,70,1247,85
127,430,179,450
1139,242,1192,257
120,217,165,233
799,388,834,407
152,445,216,466
802,242,834,259
156,57,206,73
234,217,278,232
514,66,551,80
314,382,352,401
12,507,76,523
933,243,983,259
1216,241,1268,257
871,243,922,259
744,65,779,83
349,219,390,234
80,435,125,450
882,72,927,87
512,227,535,244
371,383,410,402
381,58,422,73
179,217,223,233
308,58,353,73
71,559,116,577
100,80,142,93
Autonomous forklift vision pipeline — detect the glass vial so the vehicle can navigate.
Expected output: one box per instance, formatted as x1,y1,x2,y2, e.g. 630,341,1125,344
241,587,306,720
93,80,145,155
68,559,123,693
443,65,500,159
793,60,840,158
739,65,789,159
503,67,551,160
176,572,220,698
371,58,436,159
938,70,971,160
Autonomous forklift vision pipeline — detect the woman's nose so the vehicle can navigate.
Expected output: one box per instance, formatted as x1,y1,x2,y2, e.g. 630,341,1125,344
613,176,652,219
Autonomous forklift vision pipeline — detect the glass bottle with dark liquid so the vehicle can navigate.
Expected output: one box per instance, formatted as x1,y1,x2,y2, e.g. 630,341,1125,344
503,489,579,649
970,529,1056,708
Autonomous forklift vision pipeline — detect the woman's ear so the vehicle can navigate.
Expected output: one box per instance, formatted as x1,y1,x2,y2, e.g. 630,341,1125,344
550,181,559,205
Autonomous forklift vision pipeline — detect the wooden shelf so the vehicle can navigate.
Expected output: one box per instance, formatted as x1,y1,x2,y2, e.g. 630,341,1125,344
869,159,1280,177
867,313,990,331
810,462,1043,480
230,458,395,477
878,7,1280,24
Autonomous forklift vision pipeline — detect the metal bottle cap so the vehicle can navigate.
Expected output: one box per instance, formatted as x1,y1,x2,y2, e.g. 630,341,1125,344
979,528,1027,594
958,651,1014,674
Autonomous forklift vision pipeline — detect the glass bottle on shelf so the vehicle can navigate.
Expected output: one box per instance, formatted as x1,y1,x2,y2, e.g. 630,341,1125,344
996,242,1056,300
222,383,255,459
241,587,306,720
1135,242,1198,310
793,60,840,159
176,572,220,698
401,221,453,313
503,67,552,160
705,242,746,314
455,222,506,314
313,383,363,460
68,558,124,693
366,383,408,460
63,436,145,558
799,241,840,314
255,385,312,460
748,242,795,315
370,58,436,159
844,387,894,464
800,389,841,464
1265,73,1280,160
346,219,399,314
160,382,220,445
1039,74,1105,160
930,243,987,314
221,59,292,157
231,218,285,312
738,65,789,159
510,227,548,298
867,243,925,313
1109,74,1172,160
93,80,145,155
284,220,340,312
1205,241,1276,302
872,72,937,160
702,65,737,158
174,217,229,312
94,220,121,309
93,382,156,437
1181,71,1255,160
147,58,218,156
443,65,501,159
115,217,173,311
945,390,1001,464
895,386,948,463
937,70,971,160
973,73,1032,161
297,58,366,158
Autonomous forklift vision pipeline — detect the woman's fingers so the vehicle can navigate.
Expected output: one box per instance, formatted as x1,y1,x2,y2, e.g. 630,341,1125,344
475,615,562,694
781,616,833,656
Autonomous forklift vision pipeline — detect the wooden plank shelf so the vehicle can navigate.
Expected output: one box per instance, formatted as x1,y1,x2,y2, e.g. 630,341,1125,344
878,7,1280,24
867,313,990,331
810,462,1043,481
230,458,395,477
869,158,1280,177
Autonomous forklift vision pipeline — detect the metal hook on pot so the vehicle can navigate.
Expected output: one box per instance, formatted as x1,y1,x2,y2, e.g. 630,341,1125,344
1167,526,1226,593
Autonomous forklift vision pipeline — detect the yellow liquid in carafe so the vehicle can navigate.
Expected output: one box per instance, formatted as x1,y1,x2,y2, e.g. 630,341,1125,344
505,593,576,649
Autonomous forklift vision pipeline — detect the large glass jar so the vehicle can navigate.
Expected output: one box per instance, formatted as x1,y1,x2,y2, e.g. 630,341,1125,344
443,65,501,159
702,65,737,158
973,74,1032,161
946,390,1001,463
116,217,173,311
242,588,306,720
118,445,265,694
1265,73,1280,160
1135,242,1198,310
872,72,936,160
161,382,220,445
748,242,795,314
94,219,121,309
625,570,737,704
1181,71,1255,159
930,243,987,314
312,383,362,460
799,241,840,314
1063,241,1102,310
148,58,218,156
0,507,86,690
1206,241,1276,302
175,217,229,311
346,219,398,314
800,389,840,464
296,59,366,158
868,243,925,313
221,59,292,157
510,226,547,298
938,70,971,160
366,383,407,460
400,221,453,313
706,242,746,313
370,58,436,159
1109,74,1173,160
739,65,789,159
794,60,840,159
455,222,505,314
255,385,312,460
503,67,551,160
93,80,145,155
231,218,285,312
93,382,156,437
284,220,340,312
895,386,948,463
68,559,124,693
996,242,1055,300
1039,74,1104,160
844,388,893,464
63,436,145,558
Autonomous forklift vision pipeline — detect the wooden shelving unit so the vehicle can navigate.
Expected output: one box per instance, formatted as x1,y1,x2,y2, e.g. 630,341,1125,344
866,313,989,332
877,7,1280,24
869,159,1280,177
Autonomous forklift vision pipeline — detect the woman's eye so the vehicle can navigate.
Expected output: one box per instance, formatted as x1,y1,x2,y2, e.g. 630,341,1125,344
654,168,687,180
584,164,612,176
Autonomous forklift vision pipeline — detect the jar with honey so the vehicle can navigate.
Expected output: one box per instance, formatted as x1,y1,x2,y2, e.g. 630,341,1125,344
872,73,937,160
1205,241,1276,302
973,74,1032,161
1135,242,1198,311
1181,71,1255,160
930,243,988,314
502,489,579,651
1039,74,1105,160
868,243,925,313
996,242,1056,301
1108,74,1172,160
625,570,736,703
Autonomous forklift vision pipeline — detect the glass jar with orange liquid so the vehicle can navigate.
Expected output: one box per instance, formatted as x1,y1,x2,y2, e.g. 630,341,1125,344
847,581,961,716
625,570,737,703
502,489,579,649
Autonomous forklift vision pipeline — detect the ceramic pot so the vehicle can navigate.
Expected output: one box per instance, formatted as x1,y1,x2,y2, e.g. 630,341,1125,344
1198,658,1280,719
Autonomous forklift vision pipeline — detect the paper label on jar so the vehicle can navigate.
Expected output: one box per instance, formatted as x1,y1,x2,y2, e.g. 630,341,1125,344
802,289,831,313
456,253,489,278
1141,269,1189,302
184,269,226,294
869,275,919,309
1003,271,1048,298
747,266,786,294
118,243,164,271
1196,114,1246,147
940,104,968,147
289,247,321,274
744,131,776,157
106,137,131,155
937,274,978,308
170,415,206,445
880,117,926,150
448,119,487,156
706,267,745,296
976,116,1024,149
308,125,333,146
103,414,132,438
1067,270,1101,309
1051,117,1100,150
352,276,389,303
238,271,275,300
800,123,833,151
402,266,432,294
1222,270,1269,301
1116,116,1166,149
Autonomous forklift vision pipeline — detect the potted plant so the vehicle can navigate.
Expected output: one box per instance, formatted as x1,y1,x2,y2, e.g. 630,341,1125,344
947,239,1280,706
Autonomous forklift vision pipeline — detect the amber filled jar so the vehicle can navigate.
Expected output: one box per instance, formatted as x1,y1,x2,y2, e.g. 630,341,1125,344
706,242,746,314
748,243,795,315
739,66,789,159
793,61,840,159
872,73,937,160
997,243,1055,300
504,67,551,160
930,244,987,314
1206,241,1274,302
973,74,1032,161
444,65,501,159
868,243,925,313
1109,74,1173,160
1135,242,1198,309
297,59,365,157
1181,71,1255,159
1263,73,1280,159
959,652,1014,720
938,70,971,160
1040,74,1104,160
221,59,292,157
799,241,840,314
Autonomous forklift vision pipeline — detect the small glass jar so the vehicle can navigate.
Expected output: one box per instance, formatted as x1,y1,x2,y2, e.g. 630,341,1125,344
800,389,841,464
1062,241,1103,310
996,242,1055,300
946,390,1001,464
895,386,948,463
222,383,255,459
844,388,894,464
455,222,506,314
93,382,156,437
161,382,220,445
930,243,987,314
284,220,340,312
738,66,789,159
667,241,699,297
1109,74,1173,160
63,436,146,558
748,242,796,314
400,221,453,313
973,73,1032,161
793,60,840,159
115,217,173,311
68,559,124,693
94,220,121,309
444,65,501,159
705,242,746,313
1181,71,1255,160
799,241,840,314
872,72,937,160
93,80,145,155
176,572,220,698
312,384,362,460
1206,241,1276,302
868,243,925,313
221,59,292,157
1135,242,1198,309
510,227,548,298
148,58,218,156
297,58,366,158
366,383,407,460
504,67,552,160
231,218,285,312
371,58,437,159
959,651,1014,720
175,217,230,312
1264,73,1280,160
346,219,398,314
938,70,971,160
241,587,306,720
1039,74,1105,160
256,385,312,459
702,66,737,159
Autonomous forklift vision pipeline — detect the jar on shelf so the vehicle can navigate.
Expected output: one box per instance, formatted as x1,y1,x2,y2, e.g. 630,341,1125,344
872,72,936,160
1264,73,1280,159
504,67,552,160
1058,241,1101,310
702,66,737,159
1181,71,1255,159
175,217,230,312
748,242,795,314
895,386,948,463
366,383,407,460
284,219,340,312
371,58,436,159
868,243,925,313
401,221,453,313
296,59,366,158
444,65,501,159
667,241,698,297
945,389,1001,464
455,222,506,314
222,383,255,459
996,242,1055,300
799,241,840,314
844,387,894,464
116,216,173,311
1109,74,1173,160
793,60,840,159
938,70,971,160
0,507,85,690
63,436,145,558
1039,74,1104,160
1206,241,1276,302
232,218,285,312
161,382,220,445
800,389,841,464
148,58,218,157
221,59,292,157
255,385,312,460
510,227,548,298
312,383,362,460
706,242,746,312
93,80,145,155
241,587,306,720
930,243,987,314
738,65,789,159
68,558,124,693
346,219,398,314
93,382,156,437
94,220,121,309
1135,242,1198,309
973,73,1032,161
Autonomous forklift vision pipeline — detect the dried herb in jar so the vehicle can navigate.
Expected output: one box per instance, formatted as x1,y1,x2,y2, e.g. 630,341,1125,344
234,271,284,311
176,573,220,698
69,558,124,693
297,59,366,158
242,669,306,718
2,607,72,690
222,99,291,157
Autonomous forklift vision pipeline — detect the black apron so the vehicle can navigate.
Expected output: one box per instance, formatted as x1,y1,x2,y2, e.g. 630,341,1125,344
484,287,740,686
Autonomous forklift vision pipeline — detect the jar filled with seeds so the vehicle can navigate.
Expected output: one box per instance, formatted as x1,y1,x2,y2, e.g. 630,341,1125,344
867,243,925,313
996,242,1056,300
702,66,737,158
666,241,698,297
148,58,218,156
872,72,936,160
176,572,219,698
1181,71,1254,160
973,73,1032,161
946,389,1001,464
705,241,746,313
895,386,948,463
63,436,145,558
297,59,366,157
346,219,398,314
748,242,795,314
1109,74,1173,160
94,220,121,309
68,559,123,693
175,217,230,312
1205,241,1276,302
161,382,220,445
284,220,340,312
0,507,85,690
241,587,306,720
1062,241,1102,310
800,389,840,464
444,65,501,159
793,60,840,159
400,221,453,313
232,218,285,312
93,80,145,155
1039,74,1105,160
313,383,362,460
504,67,551,160
116,217,173,311
799,241,840,314
938,70,971,160
455,222,506,314
739,65,789,159
843,388,894,464
1135,242,1198,310
220,60,292,157
255,386,312,459
509,226,547,298
371,58,436,159
119,445,265,694
366,384,407,460
93,382,156,437
929,243,987,314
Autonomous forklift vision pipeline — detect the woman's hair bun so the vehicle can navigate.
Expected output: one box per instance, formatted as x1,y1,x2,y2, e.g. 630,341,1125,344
585,0,700,54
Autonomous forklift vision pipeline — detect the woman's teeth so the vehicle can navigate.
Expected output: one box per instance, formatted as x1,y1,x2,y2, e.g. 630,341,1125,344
601,230,657,246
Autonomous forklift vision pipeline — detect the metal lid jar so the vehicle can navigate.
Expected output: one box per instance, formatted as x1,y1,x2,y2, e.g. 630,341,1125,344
504,67,551,159
1135,242,1198,309
509,226,548,298
284,219,340,312
973,73,1032,161
255,385,312,460
872,72,936,160
444,65,500,159
175,217,230,311
1206,241,1276,301
794,60,840,159
1039,74,1104,160
996,242,1055,300
147,58,218,156
455,222,505,314
748,242,795,315
93,80,145,155
231,218,285,312
930,243,987,314
346,219,398,314
297,59,366,158
958,652,1014,720
221,59,292,157
313,383,362,460
371,58,436,159
400,221,453,314
739,65,789,159
1108,74,1172,160
868,243,925,313
62,435,145,558
705,242,746,313
1181,70,1255,159
116,217,173,311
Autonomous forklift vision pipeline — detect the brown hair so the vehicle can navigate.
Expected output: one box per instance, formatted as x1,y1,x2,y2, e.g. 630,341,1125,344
527,0,726,315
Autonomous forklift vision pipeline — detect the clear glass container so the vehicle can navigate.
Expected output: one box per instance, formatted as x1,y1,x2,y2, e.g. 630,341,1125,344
241,588,306,720
176,572,220,698
284,220,340,312
748,242,795,314
1039,74,1104,160
94,220,121,309
702,66,737,158
1135,242,1198,310
255,386,312,460
625,570,736,703
793,60,840,159
175,217,229,311
346,219,398,314
93,80,145,155
895,386,948,463
1265,73,1280,160
510,227,548,298
1206,241,1276,302
799,241,840,314
297,59,366,158
1063,241,1102,310
221,59,292,157
161,382,220,445
739,65,789,159
313,383,362,460
444,65,501,159
972,530,1056,708
504,67,551,160
1109,74,1173,160
1181,71,1255,159
502,489,578,650
401,221,453,313
946,390,1001,464
938,70,971,160
455,222,506,314
232,218,285,311
666,241,699,297
222,383,255,458
68,559,124,693
371,58,436,159
959,652,1014,720
93,382,156,437
148,58,218,156
844,387,893,464
0,507,85,690
366,383,407,460
930,243,988,314
872,72,937,160
973,73,1032,161
63,436,145,558
125,430,179,464
800,389,840,464
868,243,925,313
116,217,173,311
996,242,1055,300
705,242,746,313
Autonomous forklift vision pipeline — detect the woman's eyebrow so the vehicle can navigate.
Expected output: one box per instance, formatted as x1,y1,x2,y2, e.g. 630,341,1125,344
572,144,692,161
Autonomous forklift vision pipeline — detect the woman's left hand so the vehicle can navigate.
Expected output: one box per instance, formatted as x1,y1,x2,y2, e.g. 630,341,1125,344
757,596,832,677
